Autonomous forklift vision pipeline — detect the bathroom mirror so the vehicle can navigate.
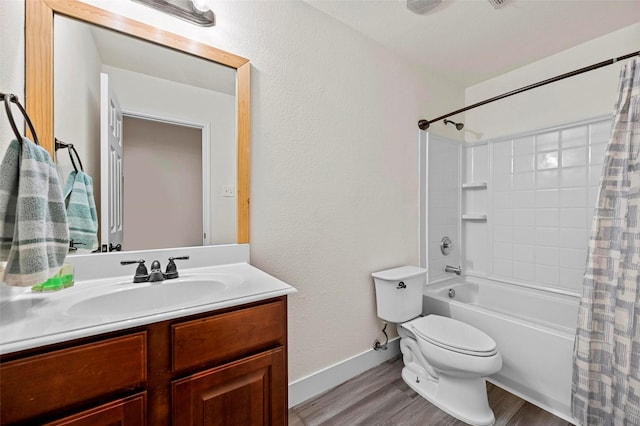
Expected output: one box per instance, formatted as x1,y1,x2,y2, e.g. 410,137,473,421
25,0,250,251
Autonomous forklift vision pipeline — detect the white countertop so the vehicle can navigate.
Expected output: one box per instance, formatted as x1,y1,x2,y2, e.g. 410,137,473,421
0,262,296,355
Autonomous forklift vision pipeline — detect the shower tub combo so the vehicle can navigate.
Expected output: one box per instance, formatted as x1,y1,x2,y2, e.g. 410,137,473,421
423,277,579,423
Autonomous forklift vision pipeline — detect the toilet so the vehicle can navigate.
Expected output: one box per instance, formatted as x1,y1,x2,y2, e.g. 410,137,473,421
372,265,502,426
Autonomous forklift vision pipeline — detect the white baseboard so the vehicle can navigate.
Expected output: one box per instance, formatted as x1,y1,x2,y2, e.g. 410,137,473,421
288,338,400,408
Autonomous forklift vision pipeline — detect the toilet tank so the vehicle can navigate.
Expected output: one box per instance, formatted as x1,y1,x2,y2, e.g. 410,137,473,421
371,266,427,323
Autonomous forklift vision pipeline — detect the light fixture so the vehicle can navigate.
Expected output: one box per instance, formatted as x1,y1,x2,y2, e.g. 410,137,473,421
407,0,509,15
131,0,215,27
407,0,443,15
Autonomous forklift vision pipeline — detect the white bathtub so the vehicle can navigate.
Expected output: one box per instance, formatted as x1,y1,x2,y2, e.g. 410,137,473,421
423,277,579,424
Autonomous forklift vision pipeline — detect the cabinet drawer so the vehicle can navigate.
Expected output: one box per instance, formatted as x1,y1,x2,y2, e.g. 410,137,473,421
44,392,146,426
0,333,146,424
172,300,285,372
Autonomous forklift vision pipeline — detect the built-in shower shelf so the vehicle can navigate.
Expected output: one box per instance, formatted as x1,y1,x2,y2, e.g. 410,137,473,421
461,214,487,221
462,181,487,189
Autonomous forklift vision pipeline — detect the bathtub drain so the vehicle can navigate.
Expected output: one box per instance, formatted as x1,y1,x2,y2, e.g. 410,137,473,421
448,288,455,298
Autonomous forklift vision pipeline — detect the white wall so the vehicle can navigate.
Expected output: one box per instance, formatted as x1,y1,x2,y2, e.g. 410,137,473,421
465,23,640,141
54,15,102,219
66,0,465,383
0,0,25,158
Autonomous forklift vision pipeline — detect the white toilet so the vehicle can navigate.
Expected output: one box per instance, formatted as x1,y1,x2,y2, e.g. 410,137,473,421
372,265,502,426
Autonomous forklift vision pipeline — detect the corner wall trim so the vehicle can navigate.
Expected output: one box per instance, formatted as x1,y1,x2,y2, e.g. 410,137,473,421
288,338,401,408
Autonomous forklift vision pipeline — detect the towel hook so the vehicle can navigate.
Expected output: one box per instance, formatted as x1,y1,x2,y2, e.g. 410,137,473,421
1,93,40,146
55,138,84,172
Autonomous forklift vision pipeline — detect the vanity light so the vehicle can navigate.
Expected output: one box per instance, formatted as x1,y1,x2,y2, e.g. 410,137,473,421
131,0,215,27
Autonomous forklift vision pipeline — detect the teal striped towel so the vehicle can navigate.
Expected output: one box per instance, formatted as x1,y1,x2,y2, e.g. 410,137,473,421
0,139,69,286
63,170,98,251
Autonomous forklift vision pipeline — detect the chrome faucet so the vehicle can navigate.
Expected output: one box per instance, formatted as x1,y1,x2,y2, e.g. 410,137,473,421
445,265,462,275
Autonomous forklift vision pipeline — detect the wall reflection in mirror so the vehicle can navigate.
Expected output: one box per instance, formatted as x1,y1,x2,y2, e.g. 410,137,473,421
54,15,237,254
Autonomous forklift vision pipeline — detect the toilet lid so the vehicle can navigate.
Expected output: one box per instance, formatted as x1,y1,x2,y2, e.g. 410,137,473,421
411,315,497,356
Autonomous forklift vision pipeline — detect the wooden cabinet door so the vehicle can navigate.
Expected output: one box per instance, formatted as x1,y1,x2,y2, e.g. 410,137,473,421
172,348,286,426
44,392,146,426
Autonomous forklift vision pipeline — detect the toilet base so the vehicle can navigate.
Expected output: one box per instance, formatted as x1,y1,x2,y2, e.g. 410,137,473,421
401,366,495,426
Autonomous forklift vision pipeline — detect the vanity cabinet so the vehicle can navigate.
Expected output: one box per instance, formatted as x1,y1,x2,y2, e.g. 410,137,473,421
44,393,146,426
0,296,288,425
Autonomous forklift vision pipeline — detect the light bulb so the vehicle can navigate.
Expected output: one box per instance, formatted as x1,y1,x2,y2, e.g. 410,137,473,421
191,0,209,14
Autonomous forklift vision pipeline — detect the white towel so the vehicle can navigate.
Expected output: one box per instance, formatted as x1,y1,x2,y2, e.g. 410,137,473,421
0,139,69,286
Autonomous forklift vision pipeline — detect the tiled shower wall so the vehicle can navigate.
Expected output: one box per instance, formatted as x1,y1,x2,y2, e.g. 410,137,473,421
464,117,611,294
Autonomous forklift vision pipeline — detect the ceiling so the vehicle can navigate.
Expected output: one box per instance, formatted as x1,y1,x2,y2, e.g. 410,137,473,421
304,0,640,86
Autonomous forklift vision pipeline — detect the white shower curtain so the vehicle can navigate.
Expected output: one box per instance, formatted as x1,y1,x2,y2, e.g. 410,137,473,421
572,57,640,425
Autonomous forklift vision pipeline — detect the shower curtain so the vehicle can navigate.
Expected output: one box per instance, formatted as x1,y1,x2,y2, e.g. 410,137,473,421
572,57,640,425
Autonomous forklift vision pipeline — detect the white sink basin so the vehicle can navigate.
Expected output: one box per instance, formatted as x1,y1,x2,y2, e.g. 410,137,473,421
67,279,228,317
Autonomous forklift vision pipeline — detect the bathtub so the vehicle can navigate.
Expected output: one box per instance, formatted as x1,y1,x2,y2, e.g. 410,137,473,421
423,277,579,424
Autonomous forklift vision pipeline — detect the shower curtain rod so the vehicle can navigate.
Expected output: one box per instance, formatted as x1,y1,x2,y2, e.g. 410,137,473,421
417,50,640,130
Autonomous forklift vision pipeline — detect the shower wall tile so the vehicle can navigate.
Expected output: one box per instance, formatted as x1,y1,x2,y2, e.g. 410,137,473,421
536,132,560,151
513,226,535,245
559,248,587,270
562,127,588,148
513,244,534,262
536,209,559,227
513,209,535,226
562,146,588,167
560,268,584,291
514,155,535,173
535,246,559,266
494,225,513,242
561,167,587,188
513,262,535,281
537,170,558,189
536,227,559,246
560,188,587,207
513,191,535,209
536,189,559,207
485,117,611,293
535,265,559,286
590,121,611,144
514,172,535,190
560,208,588,229
590,143,607,164
493,192,513,209
513,136,534,155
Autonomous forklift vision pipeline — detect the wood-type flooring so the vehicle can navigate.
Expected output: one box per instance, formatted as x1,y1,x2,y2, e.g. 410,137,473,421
289,356,573,426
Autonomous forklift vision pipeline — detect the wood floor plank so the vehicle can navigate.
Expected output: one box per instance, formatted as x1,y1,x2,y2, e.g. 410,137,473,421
291,355,573,426
486,383,526,426
318,386,414,426
507,402,573,426
288,408,306,426
293,357,403,423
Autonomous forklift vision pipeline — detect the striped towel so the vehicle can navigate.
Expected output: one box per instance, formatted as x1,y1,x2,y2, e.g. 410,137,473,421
0,139,69,286
63,170,98,251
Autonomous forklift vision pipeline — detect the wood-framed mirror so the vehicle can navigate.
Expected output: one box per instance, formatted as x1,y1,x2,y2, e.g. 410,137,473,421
25,0,250,248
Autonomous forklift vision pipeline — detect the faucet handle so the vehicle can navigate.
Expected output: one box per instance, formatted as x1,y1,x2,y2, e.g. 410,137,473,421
165,256,190,279
120,260,149,283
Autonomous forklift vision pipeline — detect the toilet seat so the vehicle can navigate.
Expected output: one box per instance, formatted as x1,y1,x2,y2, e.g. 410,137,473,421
410,315,497,357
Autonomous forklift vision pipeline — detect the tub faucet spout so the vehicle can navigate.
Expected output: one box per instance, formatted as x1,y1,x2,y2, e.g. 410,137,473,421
445,265,462,275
